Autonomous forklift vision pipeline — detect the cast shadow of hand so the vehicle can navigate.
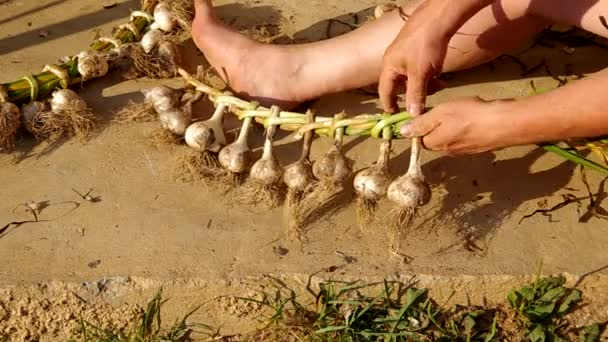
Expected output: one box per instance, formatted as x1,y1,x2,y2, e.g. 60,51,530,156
390,147,577,255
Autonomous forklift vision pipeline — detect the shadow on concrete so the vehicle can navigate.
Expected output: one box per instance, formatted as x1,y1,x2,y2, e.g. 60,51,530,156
0,0,139,56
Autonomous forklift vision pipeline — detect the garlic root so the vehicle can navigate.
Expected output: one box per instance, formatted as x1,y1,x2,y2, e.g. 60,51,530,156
354,124,394,230
284,110,316,240
387,135,432,254
234,106,285,208
0,102,21,152
24,90,95,142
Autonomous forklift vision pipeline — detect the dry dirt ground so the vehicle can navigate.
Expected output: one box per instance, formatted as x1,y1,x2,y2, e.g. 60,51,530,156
1,0,608,340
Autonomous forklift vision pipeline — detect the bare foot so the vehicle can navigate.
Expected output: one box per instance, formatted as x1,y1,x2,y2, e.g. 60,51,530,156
192,0,308,109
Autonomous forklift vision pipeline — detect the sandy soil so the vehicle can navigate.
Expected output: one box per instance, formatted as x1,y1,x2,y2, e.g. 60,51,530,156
1,0,608,340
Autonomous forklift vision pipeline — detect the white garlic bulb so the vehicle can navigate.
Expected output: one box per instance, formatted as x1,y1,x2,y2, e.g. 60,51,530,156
22,101,46,122
153,1,175,32
77,51,109,81
141,86,183,114
50,89,87,112
159,109,190,136
141,29,163,53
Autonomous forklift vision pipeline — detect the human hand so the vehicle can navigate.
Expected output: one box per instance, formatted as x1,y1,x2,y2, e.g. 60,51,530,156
378,0,452,116
400,97,516,155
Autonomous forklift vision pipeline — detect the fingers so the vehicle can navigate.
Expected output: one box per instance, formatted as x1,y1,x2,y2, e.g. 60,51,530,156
378,68,403,113
400,113,441,139
405,70,432,117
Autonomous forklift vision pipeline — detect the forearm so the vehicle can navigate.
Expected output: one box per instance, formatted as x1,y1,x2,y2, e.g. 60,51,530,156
503,69,608,145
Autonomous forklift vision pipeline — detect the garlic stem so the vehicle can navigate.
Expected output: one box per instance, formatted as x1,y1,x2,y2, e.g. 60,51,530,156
407,137,423,178
236,116,253,146
261,107,280,160
208,103,227,145
299,112,315,163
378,131,392,171
333,114,346,152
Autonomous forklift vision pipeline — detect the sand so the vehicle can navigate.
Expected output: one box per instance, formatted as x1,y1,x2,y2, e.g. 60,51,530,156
1,0,608,340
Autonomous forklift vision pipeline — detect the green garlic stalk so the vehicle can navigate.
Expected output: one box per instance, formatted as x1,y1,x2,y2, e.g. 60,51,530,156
0,1,158,105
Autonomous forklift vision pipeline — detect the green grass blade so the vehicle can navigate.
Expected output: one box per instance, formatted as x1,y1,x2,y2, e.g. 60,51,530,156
315,325,350,334
542,144,608,174
389,288,429,333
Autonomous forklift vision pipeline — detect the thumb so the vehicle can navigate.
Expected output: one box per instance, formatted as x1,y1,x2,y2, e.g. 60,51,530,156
400,114,440,138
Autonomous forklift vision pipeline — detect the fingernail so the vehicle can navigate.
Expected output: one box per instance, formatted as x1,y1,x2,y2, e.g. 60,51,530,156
400,122,414,138
407,103,423,117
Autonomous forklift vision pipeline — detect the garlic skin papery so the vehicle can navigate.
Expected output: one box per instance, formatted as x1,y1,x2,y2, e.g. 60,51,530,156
185,121,213,151
141,28,163,54
312,145,352,184
153,1,175,32
219,117,253,174
184,103,227,152
354,138,393,202
0,102,21,151
50,89,87,112
387,137,431,208
159,108,190,136
283,136,315,191
77,51,109,81
249,106,283,185
21,101,46,123
141,86,184,113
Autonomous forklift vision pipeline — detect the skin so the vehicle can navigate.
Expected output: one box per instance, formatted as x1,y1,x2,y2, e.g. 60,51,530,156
379,0,496,117
192,0,608,155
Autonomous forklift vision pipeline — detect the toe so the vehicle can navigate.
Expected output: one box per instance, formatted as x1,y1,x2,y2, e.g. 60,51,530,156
194,0,213,17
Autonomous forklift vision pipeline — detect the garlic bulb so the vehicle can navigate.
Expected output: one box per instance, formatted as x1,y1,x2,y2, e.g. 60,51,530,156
105,44,132,71
141,86,184,113
387,137,431,207
312,146,352,183
354,137,393,201
153,1,175,32
50,89,87,112
185,121,213,151
219,117,253,173
157,41,182,72
312,119,352,184
141,28,163,54
21,101,46,123
184,104,227,152
283,111,315,190
77,51,109,81
159,108,189,136
0,102,21,151
0,102,21,120
249,106,283,185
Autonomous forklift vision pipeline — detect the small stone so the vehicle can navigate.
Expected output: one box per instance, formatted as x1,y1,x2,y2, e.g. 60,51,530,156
87,260,101,268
